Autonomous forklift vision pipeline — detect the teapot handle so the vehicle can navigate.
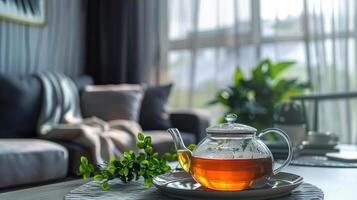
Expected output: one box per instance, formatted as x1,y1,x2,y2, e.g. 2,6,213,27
257,128,293,175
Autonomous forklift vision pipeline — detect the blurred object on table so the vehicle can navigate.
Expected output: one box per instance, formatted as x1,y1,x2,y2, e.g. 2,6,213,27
274,102,306,152
326,152,357,163
266,140,339,160
304,131,338,146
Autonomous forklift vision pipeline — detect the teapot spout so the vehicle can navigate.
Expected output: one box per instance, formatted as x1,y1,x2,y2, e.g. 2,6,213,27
167,128,191,173
167,128,188,151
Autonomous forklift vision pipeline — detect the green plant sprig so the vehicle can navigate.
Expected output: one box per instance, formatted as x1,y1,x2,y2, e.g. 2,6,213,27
79,133,171,189
79,132,196,190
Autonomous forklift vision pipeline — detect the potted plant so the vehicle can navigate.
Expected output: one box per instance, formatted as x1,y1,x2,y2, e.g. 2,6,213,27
209,59,311,131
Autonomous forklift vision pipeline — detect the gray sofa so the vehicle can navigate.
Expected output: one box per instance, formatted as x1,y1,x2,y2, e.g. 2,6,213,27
0,74,209,188
0,139,68,188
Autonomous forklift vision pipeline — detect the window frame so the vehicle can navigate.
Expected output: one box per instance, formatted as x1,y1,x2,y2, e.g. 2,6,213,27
164,0,355,108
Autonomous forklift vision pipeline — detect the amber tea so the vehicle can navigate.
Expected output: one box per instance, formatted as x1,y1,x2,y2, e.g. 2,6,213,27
177,150,191,172
190,156,272,191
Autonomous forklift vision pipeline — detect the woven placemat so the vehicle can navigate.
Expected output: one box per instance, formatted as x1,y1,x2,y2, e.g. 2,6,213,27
65,180,323,200
287,156,357,168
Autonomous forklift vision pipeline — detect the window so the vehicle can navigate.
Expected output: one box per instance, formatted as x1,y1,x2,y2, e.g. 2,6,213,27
165,0,308,108
165,0,356,110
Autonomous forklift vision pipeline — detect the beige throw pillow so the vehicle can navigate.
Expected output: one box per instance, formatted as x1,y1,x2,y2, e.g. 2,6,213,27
81,84,143,121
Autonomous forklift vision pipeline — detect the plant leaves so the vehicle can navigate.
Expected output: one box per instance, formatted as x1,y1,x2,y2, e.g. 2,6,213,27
80,156,88,165
145,146,153,154
187,144,196,151
101,182,110,190
141,160,149,165
78,133,181,190
144,177,153,187
240,139,250,151
144,136,152,146
136,141,146,149
94,174,103,182
269,61,295,79
138,132,145,141
233,67,244,84
208,59,310,130
83,173,89,180
123,168,129,176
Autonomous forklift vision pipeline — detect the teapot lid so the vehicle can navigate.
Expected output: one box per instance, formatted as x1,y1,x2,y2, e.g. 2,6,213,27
206,114,257,134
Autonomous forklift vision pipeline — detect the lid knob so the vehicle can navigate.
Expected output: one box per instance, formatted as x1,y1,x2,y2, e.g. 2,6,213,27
225,113,237,124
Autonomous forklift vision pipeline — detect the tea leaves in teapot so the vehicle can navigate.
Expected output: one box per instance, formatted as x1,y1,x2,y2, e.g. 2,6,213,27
240,139,251,151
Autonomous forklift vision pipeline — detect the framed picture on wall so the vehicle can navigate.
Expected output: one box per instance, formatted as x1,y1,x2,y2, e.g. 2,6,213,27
0,0,46,26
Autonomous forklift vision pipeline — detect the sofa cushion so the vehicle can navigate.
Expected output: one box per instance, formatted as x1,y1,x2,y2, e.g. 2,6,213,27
0,139,68,188
0,74,94,138
81,84,144,121
0,74,42,138
144,130,196,154
51,140,92,175
139,84,173,131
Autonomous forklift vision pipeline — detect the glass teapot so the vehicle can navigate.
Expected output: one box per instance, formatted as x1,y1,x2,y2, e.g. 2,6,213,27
167,114,293,191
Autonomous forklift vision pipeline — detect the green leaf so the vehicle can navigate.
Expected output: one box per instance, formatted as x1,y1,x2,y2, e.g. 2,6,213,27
101,182,110,190
252,59,269,83
144,136,152,146
94,174,103,182
123,168,129,176
83,173,89,180
145,146,153,154
152,158,160,165
240,139,250,151
141,160,149,165
136,141,146,149
121,157,129,165
109,157,116,163
281,89,306,101
138,169,145,176
136,152,146,162
80,156,88,165
107,166,116,174
79,165,85,174
164,152,172,158
138,132,145,141
127,160,133,168
88,164,94,172
187,144,196,151
161,164,171,172
144,177,153,187
124,152,132,159
153,152,159,158
170,145,176,152
233,67,244,84
269,61,295,79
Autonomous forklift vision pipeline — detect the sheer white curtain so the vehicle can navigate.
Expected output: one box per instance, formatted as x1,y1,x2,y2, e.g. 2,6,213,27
162,0,258,110
305,0,357,144
156,0,357,144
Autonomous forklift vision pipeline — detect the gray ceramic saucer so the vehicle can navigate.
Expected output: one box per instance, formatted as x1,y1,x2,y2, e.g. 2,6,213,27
153,170,303,200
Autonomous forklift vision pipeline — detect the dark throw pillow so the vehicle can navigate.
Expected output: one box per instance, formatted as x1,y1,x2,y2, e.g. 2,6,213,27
139,84,173,130
0,74,42,138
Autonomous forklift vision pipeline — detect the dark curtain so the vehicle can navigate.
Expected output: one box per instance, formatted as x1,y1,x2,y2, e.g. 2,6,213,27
85,0,161,84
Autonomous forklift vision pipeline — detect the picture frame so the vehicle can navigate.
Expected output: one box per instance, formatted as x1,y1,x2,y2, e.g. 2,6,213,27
0,0,46,26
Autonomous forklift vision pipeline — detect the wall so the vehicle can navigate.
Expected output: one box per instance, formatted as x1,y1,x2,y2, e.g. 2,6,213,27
0,0,86,76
